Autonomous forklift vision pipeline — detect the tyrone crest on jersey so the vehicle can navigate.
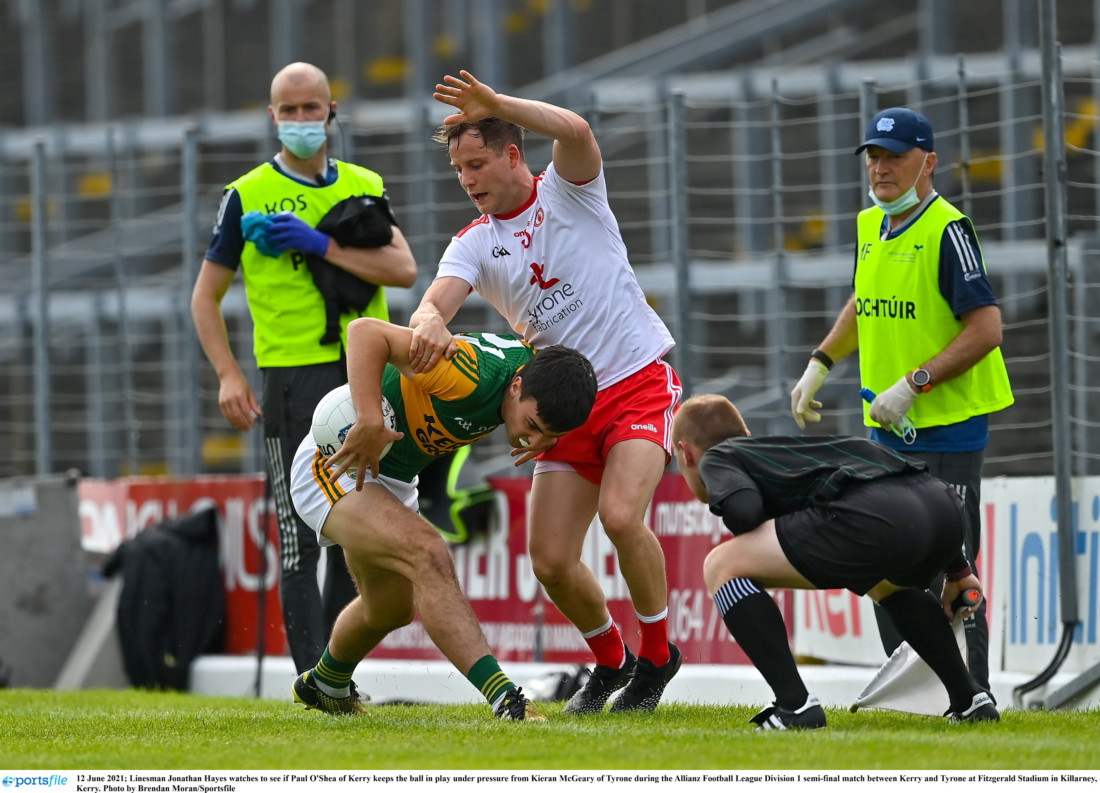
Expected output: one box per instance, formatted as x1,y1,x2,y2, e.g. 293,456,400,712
529,262,559,289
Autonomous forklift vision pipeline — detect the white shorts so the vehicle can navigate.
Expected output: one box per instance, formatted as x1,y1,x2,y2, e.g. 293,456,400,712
289,434,420,548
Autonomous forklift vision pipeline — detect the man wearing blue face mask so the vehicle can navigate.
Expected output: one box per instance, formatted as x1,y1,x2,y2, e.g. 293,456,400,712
191,62,417,675
789,107,1013,693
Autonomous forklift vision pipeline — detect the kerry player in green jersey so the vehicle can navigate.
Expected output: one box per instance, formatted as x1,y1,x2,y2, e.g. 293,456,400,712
289,318,596,719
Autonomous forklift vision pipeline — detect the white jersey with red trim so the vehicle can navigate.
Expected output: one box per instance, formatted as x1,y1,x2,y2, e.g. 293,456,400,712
436,163,674,389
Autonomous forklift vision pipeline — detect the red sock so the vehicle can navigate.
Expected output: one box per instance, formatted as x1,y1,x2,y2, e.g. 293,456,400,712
638,613,670,667
584,623,626,669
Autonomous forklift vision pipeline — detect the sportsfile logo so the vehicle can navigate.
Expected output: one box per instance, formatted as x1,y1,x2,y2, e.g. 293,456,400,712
2,776,69,788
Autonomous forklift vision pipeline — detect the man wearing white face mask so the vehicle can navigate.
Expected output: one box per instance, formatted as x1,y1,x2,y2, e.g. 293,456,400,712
191,62,417,674
789,107,1013,692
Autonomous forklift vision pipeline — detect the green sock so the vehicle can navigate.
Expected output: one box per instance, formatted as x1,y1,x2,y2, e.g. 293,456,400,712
311,647,358,696
467,655,514,706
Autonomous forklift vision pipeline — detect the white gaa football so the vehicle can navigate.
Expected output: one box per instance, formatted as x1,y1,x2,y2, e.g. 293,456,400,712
311,384,397,474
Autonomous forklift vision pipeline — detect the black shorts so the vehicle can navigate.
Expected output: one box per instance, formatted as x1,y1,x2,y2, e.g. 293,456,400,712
775,471,966,596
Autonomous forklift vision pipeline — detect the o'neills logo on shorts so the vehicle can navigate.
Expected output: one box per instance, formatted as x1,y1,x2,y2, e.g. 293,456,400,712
632,423,658,433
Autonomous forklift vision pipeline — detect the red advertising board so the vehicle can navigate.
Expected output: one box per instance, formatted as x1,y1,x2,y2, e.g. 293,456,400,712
78,476,285,656
78,472,781,665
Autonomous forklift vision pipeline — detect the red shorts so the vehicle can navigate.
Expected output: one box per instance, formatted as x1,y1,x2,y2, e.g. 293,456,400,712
536,359,682,485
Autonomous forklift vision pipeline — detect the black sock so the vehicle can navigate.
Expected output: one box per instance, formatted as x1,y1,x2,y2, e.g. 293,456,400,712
877,588,980,712
715,578,807,709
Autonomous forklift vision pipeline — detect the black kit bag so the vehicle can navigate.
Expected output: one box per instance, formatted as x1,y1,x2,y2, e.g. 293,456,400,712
104,506,225,690
305,193,398,346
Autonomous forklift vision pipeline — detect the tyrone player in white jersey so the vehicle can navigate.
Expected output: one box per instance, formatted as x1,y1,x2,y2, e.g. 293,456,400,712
409,70,683,714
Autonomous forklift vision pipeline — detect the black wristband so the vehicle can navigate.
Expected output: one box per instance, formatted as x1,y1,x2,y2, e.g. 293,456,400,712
810,349,834,371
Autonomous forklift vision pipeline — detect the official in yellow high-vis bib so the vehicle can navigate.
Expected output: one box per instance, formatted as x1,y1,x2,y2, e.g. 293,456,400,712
191,62,417,674
790,107,1013,693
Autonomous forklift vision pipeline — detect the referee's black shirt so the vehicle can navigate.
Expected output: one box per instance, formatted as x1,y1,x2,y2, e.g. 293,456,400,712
699,436,927,535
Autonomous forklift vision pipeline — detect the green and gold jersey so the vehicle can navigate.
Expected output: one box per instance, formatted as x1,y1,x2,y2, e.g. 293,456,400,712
380,333,534,483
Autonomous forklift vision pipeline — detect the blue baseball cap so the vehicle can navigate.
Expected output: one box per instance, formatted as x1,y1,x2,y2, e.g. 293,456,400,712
855,107,934,154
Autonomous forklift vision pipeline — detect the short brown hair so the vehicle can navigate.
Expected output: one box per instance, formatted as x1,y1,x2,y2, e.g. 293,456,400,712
432,117,526,158
672,394,750,451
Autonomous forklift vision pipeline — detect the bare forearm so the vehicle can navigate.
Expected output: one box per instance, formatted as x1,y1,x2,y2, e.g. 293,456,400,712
348,317,416,376
922,305,1003,383
346,320,393,405
196,324,239,379
492,94,591,146
410,277,468,329
191,291,242,381
410,304,444,330
324,237,417,288
817,296,859,363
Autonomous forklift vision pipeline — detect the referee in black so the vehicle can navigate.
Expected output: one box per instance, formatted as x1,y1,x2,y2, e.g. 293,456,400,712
671,394,999,730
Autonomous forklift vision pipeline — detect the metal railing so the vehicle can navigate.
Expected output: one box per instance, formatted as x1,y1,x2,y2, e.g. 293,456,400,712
2,36,1098,482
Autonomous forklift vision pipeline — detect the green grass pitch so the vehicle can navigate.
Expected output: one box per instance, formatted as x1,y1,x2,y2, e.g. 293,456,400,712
1,689,1098,771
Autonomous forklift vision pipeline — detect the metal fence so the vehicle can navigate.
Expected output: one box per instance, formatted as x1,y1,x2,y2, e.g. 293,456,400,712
2,38,1099,482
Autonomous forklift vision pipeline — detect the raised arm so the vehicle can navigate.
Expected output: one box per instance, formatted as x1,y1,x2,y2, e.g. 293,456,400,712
434,70,602,184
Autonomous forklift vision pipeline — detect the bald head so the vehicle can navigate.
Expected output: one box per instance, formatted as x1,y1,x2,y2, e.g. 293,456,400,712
267,62,335,145
270,62,331,106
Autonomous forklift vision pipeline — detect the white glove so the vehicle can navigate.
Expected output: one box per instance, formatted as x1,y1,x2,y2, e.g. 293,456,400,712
869,375,919,434
791,359,829,430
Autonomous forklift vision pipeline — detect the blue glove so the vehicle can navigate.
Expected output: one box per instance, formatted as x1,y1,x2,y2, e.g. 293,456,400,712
240,211,280,258
265,212,331,258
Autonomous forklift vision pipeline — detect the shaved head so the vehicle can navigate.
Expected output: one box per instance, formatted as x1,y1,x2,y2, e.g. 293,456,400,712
270,62,331,105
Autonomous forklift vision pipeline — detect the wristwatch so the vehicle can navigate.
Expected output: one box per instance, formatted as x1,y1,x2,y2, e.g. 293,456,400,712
910,368,933,393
